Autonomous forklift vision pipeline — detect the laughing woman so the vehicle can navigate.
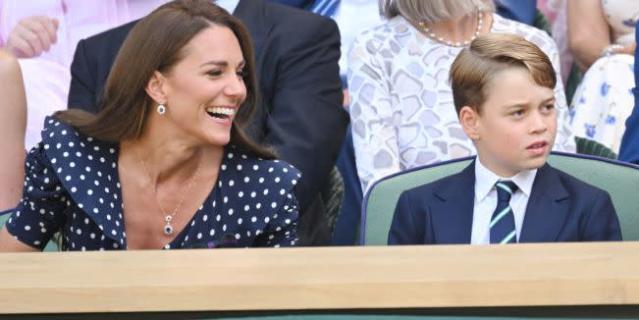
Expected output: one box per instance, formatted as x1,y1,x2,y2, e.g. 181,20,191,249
0,0,300,251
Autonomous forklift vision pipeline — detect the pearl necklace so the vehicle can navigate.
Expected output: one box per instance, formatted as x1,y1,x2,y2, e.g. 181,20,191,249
419,11,484,47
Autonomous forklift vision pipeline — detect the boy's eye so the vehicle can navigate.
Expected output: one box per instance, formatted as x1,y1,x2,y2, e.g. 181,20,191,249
542,104,555,112
511,109,525,117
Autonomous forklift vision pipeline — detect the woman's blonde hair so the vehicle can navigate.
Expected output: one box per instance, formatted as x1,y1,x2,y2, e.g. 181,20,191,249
449,33,556,115
379,0,495,24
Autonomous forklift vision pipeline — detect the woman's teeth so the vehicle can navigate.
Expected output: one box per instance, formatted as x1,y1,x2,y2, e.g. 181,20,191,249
206,107,235,119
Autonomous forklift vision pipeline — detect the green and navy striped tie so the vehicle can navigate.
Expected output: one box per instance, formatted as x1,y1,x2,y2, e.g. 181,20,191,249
490,180,518,244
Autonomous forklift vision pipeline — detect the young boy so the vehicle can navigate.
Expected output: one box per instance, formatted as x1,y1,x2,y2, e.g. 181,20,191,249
388,34,622,245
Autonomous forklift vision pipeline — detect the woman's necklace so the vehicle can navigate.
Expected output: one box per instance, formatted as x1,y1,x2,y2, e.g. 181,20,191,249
135,150,202,236
419,11,484,47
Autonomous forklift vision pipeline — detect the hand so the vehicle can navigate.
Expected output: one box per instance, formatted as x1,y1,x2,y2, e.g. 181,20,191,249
5,16,59,58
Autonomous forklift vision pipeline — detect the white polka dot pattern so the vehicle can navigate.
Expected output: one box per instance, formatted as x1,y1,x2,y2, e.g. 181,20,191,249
5,117,301,250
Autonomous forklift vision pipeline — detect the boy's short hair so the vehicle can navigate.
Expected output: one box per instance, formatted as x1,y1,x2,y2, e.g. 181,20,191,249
449,33,556,115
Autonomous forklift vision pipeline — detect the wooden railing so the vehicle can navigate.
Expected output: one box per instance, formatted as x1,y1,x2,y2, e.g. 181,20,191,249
0,242,638,315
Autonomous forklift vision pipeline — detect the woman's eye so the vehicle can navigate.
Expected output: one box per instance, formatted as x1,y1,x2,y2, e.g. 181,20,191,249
207,70,222,77
236,69,247,77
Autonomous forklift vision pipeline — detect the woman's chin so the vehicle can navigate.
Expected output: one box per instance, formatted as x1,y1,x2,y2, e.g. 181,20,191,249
204,134,231,147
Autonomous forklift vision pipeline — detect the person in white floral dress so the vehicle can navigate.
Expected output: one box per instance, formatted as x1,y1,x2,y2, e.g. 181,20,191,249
568,0,639,153
348,0,575,192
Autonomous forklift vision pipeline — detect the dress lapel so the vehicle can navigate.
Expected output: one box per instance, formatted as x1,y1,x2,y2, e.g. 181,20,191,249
42,117,126,245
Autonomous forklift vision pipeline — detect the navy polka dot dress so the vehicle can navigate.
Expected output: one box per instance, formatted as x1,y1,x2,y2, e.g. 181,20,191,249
5,116,300,250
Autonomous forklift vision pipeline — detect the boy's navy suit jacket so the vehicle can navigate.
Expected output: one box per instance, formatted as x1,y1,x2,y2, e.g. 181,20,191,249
388,161,622,244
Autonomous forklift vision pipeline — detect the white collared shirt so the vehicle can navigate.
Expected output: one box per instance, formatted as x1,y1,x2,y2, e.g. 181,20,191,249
215,0,239,13
470,159,538,244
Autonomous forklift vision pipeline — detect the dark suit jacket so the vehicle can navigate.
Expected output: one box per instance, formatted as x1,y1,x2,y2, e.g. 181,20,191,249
388,161,622,244
67,0,348,244
619,22,639,163
495,0,537,26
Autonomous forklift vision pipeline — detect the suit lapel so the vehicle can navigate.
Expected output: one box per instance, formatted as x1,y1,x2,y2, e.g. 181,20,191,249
430,162,476,244
519,164,570,242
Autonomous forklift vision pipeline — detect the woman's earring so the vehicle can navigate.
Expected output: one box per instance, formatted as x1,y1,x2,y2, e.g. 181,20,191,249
157,104,166,115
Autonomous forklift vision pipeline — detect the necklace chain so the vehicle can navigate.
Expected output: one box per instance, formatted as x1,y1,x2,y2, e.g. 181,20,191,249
135,149,202,236
419,11,484,47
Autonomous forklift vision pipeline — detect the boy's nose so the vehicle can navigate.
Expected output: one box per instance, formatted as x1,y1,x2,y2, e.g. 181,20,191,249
530,112,549,133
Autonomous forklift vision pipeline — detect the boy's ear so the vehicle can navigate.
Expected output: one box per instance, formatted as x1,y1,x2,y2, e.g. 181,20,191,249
145,71,168,105
459,106,481,141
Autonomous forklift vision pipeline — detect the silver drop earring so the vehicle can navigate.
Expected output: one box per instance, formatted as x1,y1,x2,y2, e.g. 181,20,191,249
157,104,166,115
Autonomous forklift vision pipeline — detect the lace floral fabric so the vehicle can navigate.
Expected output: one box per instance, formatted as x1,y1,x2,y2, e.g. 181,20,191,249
348,13,575,192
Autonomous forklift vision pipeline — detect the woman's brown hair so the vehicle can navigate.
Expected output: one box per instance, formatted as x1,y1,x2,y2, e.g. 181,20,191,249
56,0,275,159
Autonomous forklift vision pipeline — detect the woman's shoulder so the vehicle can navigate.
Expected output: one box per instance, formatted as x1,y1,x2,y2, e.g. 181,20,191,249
40,116,115,151
20,116,122,240
351,16,412,51
40,115,79,144
36,115,118,174
222,147,301,184
216,147,301,213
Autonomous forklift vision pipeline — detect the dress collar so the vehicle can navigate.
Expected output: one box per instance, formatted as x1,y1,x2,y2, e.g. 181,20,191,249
41,116,126,243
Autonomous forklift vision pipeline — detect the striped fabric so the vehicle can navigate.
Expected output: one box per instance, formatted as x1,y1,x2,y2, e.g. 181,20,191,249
490,181,518,244
310,0,339,17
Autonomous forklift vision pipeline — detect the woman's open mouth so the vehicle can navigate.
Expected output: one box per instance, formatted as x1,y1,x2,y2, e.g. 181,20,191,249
206,107,235,120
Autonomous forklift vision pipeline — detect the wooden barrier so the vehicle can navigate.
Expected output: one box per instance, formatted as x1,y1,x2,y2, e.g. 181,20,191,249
0,242,638,315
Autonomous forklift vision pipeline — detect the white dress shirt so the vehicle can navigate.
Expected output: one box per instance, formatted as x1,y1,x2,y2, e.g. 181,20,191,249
470,159,538,244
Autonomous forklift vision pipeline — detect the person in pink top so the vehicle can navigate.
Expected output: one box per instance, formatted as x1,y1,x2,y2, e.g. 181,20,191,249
0,50,26,211
0,0,165,150
0,1,165,210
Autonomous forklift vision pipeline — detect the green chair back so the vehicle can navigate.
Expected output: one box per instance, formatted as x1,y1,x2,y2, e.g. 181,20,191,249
361,152,639,245
0,213,9,230
575,136,617,159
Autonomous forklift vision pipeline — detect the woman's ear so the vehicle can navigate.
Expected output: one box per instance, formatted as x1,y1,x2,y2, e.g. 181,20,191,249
145,71,168,105
459,105,480,141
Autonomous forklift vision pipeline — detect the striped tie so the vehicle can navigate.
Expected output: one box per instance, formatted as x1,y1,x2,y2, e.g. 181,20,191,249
311,0,340,17
490,180,518,244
